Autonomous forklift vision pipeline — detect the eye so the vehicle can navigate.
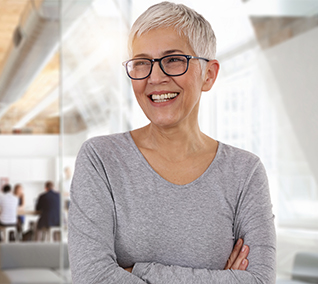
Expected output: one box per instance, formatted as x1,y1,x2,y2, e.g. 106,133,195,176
132,59,151,67
165,56,187,64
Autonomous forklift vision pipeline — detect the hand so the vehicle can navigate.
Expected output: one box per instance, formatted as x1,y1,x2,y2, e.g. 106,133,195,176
124,267,133,273
224,238,249,270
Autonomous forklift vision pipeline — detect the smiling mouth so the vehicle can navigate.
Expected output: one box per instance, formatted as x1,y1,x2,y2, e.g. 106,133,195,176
150,93,179,103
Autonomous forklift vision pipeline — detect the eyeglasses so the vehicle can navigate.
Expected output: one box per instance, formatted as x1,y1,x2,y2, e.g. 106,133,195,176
122,54,209,80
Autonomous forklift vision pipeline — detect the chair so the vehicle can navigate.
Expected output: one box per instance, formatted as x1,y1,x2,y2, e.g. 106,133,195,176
36,226,61,242
48,226,62,242
277,252,318,283
0,226,18,243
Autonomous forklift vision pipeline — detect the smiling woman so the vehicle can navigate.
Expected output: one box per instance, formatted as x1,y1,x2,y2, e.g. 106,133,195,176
68,2,276,284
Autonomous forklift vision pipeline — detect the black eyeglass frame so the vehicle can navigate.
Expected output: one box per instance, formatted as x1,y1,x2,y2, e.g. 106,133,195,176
122,54,210,80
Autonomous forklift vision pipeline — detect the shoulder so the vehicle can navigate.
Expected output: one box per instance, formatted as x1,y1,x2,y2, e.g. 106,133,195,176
81,132,131,153
46,190,59,197
77,132,134,164
215,143,270,201
218,142,260,165
216,142,265,180
39,191,51,199
5,193,19,203
38,192,46,200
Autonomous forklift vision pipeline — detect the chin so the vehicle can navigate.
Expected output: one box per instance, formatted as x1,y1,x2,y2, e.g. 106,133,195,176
150,118,180,129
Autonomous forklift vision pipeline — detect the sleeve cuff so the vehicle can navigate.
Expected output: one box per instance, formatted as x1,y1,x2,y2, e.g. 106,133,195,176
132,262,152,279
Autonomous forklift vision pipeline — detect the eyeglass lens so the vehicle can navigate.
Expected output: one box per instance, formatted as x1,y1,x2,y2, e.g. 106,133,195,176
126,55,188,79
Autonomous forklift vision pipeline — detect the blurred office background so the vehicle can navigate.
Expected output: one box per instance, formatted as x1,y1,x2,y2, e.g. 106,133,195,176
0,0,317,282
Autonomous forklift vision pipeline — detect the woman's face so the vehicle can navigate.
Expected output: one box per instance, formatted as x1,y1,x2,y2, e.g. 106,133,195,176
131,27,213,130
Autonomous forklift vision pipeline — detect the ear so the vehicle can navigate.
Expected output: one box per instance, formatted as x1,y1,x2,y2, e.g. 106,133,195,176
201,59,220,92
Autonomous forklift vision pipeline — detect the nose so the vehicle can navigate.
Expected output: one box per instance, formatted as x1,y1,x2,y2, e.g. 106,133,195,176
148,61,169,84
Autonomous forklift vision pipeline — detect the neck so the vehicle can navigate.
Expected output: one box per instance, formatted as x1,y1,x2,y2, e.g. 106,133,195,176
135,121,208,162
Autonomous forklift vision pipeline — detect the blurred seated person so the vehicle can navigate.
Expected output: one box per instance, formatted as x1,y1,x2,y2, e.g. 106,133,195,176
0,184,19,241
35,181,60,241
14,184,25,233
0,184,19,226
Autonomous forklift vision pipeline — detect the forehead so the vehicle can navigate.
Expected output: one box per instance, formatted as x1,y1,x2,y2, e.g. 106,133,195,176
132,27,193,57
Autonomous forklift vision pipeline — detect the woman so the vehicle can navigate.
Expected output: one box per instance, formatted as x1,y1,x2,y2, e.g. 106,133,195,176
68,2,276,283
14,184,25,234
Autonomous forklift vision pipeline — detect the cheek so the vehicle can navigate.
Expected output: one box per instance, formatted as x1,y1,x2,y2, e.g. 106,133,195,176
181,67,204,90
131,81,139,94
131,81,146,96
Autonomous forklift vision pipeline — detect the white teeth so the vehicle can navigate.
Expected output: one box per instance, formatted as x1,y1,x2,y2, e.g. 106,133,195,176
151,93,178,102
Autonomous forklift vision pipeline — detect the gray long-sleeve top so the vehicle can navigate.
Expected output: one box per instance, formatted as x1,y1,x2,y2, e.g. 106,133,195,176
68,132,276,284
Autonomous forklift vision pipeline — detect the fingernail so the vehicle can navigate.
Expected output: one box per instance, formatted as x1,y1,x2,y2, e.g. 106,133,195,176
237,239,242,246
241,245,246,252
242,259,247,265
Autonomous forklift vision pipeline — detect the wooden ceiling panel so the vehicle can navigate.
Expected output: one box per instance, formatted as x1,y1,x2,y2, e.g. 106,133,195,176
2,52,59,122
0,0,29,73
0,0,62,134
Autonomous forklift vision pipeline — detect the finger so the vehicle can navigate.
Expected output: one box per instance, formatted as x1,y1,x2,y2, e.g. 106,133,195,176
224,238,243,269
226,239,243,269
238,258,249,270
231,245,250,270
224,259,231,270
224,239,242,269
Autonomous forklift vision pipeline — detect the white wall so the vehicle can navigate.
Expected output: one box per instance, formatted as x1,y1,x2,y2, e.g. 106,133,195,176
0,132,89,207
264,26,318,183
0,134,59,157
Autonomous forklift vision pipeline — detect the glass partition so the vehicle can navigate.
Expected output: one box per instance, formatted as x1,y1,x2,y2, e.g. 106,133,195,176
59,1,133,281
0,0,67,282
0,0,60,233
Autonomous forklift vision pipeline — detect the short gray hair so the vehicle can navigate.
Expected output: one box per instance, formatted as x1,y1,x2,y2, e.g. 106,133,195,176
128,1,217,60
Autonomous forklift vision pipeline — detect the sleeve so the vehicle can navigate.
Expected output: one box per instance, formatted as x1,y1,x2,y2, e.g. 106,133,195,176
130,160,276,284
68,141,147,284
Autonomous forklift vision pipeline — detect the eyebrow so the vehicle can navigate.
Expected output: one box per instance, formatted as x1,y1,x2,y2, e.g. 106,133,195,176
133,49,185,59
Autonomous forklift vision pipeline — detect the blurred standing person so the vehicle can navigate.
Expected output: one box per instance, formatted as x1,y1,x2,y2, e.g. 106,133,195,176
35,181,60,241
63,166,72,210
62,166,72,230
14,184,25,234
